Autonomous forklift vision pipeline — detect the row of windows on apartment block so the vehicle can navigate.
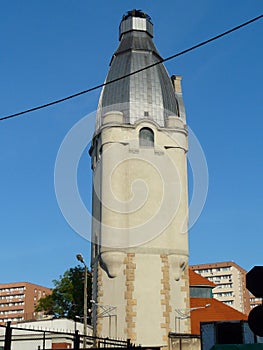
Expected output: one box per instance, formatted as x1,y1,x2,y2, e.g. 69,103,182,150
213,292,234,298
0,295,25,300
0,309,24,315
208,275,233,282
0,311,39,323
0,317,23,322
0,287,25,293
250,297,262,302
0,293,46,301
214,283,233,289
0,301,24,307
0,287,46,294
195,267,231,274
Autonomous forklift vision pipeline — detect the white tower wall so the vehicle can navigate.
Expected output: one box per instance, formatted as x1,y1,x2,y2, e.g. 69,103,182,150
91,114,190,346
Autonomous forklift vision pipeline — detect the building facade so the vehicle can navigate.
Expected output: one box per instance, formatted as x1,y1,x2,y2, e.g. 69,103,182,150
0,282,51,324
190,262,251,315
90,10,190,347
0,318,93,350
188,269,247,335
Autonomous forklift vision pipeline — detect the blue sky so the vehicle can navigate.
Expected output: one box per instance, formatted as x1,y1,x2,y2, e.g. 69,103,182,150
1,1,262,287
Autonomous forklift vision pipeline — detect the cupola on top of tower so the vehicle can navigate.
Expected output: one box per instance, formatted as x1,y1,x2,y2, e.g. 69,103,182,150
119,9,153,40
96,10,185,130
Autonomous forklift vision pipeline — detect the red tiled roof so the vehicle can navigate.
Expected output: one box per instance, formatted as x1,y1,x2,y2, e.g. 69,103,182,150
189,269,216,287
190,297,248,335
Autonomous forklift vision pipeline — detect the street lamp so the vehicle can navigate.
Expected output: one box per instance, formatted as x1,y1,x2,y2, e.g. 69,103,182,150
76,254,88,349
175,304,211,333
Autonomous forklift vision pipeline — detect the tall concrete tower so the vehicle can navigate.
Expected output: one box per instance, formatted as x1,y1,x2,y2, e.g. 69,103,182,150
90,10,190,346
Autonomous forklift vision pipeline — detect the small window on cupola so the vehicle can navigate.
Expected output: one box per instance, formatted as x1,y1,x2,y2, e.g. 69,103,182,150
139,127,154,147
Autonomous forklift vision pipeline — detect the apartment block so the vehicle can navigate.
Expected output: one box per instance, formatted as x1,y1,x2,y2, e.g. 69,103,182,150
190,262,251,315
0,282,51,324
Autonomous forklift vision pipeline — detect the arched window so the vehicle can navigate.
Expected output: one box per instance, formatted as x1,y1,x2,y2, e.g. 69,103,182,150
139,128,154,147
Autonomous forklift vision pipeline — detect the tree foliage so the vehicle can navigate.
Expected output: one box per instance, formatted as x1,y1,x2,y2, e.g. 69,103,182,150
35,265,92,321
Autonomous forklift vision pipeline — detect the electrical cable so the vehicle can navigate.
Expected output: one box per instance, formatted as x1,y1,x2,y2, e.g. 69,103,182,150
1,13,262,122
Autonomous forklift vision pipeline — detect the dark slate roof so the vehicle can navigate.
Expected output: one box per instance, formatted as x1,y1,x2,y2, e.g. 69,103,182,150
96,11,179,129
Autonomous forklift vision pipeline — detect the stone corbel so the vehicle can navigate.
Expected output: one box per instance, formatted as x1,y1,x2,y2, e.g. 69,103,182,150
168,255,187,281
100,251,125,278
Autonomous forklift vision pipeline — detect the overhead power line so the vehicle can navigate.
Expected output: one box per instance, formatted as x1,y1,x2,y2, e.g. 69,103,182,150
1,13,263,122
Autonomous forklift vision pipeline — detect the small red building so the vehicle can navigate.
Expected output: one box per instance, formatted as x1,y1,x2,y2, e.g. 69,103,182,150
189,269,247,334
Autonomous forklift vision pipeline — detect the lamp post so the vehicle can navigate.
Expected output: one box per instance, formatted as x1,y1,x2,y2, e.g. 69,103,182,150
76,254,88,349
175,304,210,333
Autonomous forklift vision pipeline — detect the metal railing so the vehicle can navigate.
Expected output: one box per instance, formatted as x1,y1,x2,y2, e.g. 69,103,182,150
0,322,135,350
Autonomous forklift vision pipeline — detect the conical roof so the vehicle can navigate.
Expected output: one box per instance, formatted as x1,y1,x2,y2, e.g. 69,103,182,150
96,10,179,129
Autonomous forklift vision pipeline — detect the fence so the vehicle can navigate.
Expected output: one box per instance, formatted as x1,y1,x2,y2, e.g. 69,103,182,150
0,322,134,350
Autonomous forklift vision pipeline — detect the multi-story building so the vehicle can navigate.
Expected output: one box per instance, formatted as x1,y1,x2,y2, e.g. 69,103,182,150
190,262,251,315
0,282,51,324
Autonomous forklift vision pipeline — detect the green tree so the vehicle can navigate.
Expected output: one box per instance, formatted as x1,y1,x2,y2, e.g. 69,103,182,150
35,265,92,321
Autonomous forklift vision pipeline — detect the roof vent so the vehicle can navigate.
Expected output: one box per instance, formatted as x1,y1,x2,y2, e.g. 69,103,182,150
122,9,152,22
119,9,153,40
